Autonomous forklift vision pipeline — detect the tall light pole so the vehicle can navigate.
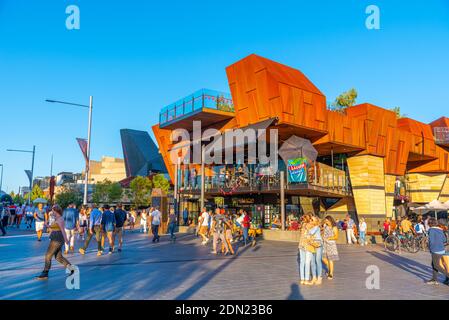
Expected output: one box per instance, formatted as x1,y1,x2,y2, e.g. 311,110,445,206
45,96,93,205
6,146,36,204
0,164,3,192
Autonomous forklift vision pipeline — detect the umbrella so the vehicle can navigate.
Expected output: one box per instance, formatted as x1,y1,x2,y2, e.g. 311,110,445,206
424,200,447,219
278,136,318,163
33,198,48,204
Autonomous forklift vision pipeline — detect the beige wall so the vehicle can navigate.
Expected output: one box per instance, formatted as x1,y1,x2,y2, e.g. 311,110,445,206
407,173,446,203
347,155,387,216
89,156,126,183
438,175,449,202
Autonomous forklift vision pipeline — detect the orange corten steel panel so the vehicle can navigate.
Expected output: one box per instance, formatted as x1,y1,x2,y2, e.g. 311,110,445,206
430,117,449,130
225,54,327,131
152,54,449,182
397,118,437,158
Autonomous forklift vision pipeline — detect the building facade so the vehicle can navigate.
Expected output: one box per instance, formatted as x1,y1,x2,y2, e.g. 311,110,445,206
152,54,449,231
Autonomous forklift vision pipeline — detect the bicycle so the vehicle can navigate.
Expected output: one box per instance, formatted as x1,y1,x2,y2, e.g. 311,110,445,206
385,231,420,253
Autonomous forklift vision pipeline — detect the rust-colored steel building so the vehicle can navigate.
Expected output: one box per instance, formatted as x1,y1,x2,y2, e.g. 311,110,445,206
152,54,449,231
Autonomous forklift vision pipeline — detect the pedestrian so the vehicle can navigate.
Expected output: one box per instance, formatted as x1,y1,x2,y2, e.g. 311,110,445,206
298,214,314,285
150,206,162,242
101,205,116,254
426,218,449,285
114,203,127,252
128,209,136,230
16,204,25,228
25,204,34,229
35,205,73,280
79,204,104,256
34,203,47,242
309,215,323,285
414,216,425,235
345,214,357,244
210,208,231,255
198,207,210,245
8,205,16,227
182,206,189,226
242,210,251,246
140,209,148,233
359,217,367,246
63,203,79,254
322,216,339,280
400,216,413,235
0,202,9,236
223,211,235,255
382,218,391,240
167,208,177,241
78,206,88,240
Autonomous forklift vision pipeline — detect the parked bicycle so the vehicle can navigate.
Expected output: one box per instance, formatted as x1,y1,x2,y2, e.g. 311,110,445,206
385,231,420,253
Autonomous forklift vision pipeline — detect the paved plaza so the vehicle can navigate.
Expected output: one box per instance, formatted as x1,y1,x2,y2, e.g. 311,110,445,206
0,229,448,300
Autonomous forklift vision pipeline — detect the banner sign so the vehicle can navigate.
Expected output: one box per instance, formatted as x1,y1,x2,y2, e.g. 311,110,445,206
76,138,88,164
24,170,32,184
287,158,308,183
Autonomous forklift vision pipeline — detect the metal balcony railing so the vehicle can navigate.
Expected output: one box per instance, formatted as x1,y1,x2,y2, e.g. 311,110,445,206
178,163,352,196
159,89,234,125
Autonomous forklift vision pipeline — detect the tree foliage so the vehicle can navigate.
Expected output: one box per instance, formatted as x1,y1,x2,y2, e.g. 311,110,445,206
55,186,82,209
128,176,152,208
391,106,406,119
30,184,45,201
332,88,358,113
92,179,123,205
152,174,170,193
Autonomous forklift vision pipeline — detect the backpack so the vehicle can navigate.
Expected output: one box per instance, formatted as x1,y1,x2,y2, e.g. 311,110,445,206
414,223,422,233
215,215,226,233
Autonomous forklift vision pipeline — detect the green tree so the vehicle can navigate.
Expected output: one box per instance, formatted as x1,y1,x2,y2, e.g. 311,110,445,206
128,176,152,208
152,174,171,193
391,106,406,119
12,193,25,205
92,179,123,204
332,88,358,113
55,186,83,209
30,184,44,201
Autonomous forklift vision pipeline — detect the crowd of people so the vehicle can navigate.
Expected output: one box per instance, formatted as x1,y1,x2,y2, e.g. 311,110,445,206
193,207,256,255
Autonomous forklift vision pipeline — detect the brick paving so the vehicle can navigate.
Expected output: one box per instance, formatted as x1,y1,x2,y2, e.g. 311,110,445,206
0,229,448,300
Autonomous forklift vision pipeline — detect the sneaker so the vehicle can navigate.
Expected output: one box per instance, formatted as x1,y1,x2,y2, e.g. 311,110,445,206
97,251,102,256
425,279,438,285
118,248,122,252
211,251,217,254
35,273,48,280
79,248,86,255
315,277,322,285
64,250,69,255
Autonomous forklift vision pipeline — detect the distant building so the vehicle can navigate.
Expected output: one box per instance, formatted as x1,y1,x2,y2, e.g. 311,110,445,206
33,176,51,189
56,172,82,186
120,129,167,177
88,156,127,183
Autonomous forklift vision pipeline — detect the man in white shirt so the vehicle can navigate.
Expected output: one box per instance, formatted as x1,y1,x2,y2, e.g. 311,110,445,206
150,206,162,243
198,207,210,245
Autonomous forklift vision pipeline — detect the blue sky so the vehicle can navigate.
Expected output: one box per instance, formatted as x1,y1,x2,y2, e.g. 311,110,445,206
1,0,449,193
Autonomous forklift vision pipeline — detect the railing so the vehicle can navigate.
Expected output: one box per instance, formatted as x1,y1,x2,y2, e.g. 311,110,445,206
159,89,234,125
434,127,449,145
178,163,351,196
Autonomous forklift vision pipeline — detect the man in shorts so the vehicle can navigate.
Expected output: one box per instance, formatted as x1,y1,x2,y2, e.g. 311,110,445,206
34,203,47,241
114,203,127,252
198,207,210,245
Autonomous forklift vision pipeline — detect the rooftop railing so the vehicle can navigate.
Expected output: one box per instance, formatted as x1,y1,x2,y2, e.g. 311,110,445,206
159,89,234,126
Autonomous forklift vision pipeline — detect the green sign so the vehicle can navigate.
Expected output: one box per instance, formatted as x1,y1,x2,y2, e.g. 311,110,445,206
288,158,308,183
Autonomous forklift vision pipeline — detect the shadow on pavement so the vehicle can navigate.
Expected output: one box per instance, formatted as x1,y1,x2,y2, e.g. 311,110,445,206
367,250,431,281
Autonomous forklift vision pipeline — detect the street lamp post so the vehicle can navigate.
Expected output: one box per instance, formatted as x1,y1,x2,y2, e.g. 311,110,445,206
6,146,36,205
45,96,93,205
